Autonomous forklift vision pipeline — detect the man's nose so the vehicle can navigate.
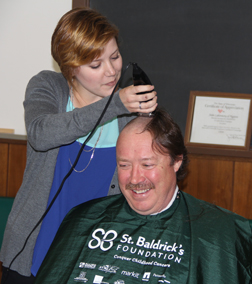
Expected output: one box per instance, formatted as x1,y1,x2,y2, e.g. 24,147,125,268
130,165,145,184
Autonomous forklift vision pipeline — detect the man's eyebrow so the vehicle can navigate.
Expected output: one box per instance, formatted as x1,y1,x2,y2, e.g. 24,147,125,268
117,157,156,162
141,156,156,161
117,157,130,162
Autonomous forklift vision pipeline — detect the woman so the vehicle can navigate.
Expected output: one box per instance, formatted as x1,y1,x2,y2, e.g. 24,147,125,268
0,7,157,284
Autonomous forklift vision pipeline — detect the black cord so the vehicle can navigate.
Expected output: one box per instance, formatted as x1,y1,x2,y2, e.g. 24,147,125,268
4,63,132,280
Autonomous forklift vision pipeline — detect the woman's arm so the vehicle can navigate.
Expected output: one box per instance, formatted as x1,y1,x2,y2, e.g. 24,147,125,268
24,71,130,151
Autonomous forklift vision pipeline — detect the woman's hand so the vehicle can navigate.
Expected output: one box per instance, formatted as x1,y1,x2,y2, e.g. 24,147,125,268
119,85,157,113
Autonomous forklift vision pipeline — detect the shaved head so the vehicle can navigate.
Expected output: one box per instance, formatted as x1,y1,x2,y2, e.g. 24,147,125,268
117,116,152,146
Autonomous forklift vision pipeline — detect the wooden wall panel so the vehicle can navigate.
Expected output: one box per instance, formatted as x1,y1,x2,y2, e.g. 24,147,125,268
233,161,252,219
179,154,234,211
0,143,8,196
7,144,27,197
1,136,252,219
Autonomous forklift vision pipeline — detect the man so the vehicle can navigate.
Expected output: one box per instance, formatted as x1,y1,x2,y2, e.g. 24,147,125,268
34,108,251,283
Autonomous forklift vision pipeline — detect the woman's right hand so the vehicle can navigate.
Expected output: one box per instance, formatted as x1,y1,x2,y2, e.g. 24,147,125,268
119,85,158,114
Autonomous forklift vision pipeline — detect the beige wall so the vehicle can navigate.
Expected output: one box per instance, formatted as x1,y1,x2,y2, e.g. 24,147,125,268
0,0,72,135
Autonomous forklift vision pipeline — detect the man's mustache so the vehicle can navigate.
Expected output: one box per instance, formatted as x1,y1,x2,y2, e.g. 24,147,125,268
125,183,155,190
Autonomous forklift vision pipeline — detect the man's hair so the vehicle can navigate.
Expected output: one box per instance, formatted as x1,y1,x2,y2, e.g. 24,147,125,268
143,108,188,181
51,8,119,87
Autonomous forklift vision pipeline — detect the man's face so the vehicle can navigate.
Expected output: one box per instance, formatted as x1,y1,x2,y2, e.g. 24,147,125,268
117,128,182,215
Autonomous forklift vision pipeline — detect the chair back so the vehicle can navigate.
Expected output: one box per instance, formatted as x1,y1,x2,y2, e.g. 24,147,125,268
0,197,14,248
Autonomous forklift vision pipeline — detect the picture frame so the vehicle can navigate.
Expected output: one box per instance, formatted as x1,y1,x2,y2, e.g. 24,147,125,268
184,91,252,157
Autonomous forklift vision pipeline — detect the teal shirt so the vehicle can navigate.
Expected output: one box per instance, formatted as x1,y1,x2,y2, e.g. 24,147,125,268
35,191,252,284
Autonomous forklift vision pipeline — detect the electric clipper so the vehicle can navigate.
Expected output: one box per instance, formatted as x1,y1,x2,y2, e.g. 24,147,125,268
132,62,154,116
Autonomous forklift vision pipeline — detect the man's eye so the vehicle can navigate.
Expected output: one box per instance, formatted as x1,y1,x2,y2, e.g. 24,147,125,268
119,164,129,168
143,164,154,168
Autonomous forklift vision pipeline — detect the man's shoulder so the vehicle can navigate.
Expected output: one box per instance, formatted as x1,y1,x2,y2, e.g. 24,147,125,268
65,194,125,221
181,191,251,233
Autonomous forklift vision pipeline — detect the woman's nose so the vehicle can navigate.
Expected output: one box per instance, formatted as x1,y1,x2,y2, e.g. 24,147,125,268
105,61,116,76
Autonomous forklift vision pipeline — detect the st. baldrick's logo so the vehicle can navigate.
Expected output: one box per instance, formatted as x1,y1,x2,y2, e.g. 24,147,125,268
88,228,184,260
88,228,118,251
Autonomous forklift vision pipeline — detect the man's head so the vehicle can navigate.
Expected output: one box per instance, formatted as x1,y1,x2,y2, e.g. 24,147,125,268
116,108,188,215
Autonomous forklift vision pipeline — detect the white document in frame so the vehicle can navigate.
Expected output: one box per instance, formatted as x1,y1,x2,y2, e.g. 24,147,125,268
190,96,250,146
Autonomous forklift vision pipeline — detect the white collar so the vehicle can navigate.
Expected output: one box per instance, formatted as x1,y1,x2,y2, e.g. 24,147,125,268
151,185,179,215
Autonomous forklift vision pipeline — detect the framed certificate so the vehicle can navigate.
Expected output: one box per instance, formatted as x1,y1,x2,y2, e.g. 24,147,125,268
185,91,252,154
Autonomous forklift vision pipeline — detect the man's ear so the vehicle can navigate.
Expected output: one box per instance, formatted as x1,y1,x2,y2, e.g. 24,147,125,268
174,155,183,173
